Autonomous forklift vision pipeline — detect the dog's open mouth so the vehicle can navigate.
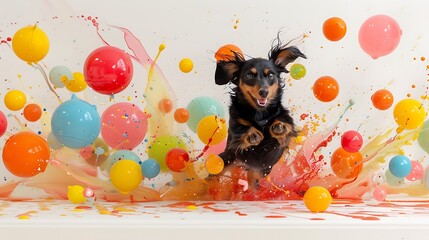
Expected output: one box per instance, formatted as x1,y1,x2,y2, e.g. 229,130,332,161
257,98,268,107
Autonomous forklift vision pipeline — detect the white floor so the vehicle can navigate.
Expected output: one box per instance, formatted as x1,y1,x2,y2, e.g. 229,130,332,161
1,200,428,240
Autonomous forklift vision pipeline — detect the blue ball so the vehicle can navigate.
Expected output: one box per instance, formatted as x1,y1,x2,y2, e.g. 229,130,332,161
186,96,225,132
389,155,412,178
141,158,160,179
51,94,100,149
109,150,141,166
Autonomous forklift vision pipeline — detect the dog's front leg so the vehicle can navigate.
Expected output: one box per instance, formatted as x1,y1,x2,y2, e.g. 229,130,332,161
269,119,295,147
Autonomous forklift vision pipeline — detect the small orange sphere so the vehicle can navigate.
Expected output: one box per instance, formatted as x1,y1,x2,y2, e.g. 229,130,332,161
158,98,173,113
214,44,243,62
371,89,394,110
331,147,363,179
313,76,339,102
23,103,42,122
323,17,347,41
174,108,190,123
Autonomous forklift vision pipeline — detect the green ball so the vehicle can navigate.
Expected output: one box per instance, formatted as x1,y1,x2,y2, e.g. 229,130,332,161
147,135,187,171
290,63,306,80
186,96,225,132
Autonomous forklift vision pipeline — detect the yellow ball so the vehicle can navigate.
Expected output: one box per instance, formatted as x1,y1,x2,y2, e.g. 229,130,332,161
12,24,49,63
179,58,193,73
110,160,143,194
205,154,224,174
4,90,26,111
393,98,425,130
64,72,88,92
67,185,86,204
197,115,227,146
303,186,332,213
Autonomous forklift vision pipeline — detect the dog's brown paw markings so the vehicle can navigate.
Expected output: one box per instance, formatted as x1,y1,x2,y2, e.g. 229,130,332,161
270,120,292,147
239,127,263,150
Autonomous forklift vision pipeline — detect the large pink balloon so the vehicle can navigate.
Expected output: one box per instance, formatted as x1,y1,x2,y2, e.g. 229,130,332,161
101,102,149,150
358,15,402,59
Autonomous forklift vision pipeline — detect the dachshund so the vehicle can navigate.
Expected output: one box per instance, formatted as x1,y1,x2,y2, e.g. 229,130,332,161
214,38,306,184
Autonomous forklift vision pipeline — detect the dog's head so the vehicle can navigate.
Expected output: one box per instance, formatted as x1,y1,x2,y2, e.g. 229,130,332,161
215,42,305,109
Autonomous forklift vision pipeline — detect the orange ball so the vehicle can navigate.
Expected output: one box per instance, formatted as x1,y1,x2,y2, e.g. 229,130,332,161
214,44,243,62
23,103,42,122
371,89,394,110
174,108,190,123
2,131,50,178
165,148,189,172
313,76,339,102
158,98,173,113
323,17,347,41
330,147,363,179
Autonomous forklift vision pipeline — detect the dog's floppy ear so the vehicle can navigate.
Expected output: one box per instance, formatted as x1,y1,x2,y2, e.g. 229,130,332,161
215,61,240,85
215,52,244,85
269,46,306,70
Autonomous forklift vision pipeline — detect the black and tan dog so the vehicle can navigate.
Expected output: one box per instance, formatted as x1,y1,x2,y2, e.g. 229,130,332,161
215,39,306,183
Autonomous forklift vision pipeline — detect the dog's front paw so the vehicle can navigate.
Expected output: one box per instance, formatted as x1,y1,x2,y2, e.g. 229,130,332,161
270,120,293,147
239,127,264,151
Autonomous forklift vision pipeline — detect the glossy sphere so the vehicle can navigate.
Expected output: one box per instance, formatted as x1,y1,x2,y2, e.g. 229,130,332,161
371,89,394,110
393,98,425,130
110,160,143,194
389,155,412,178
51,95,101,149
67,185,86,204
197,115,227,146
12,25,49,63
84,46,133,95
159,98,173,113
313,76,339,102
4,90,26,111
341,130,363,153
303,186,332,213
289,63,306,80
331,147,363,179
174,108,190,123
214,44,243,62
23,103,42,122
2,131,50,178
323,17,347,41
179,58,194,73
165,148,189,172
205,154,224,175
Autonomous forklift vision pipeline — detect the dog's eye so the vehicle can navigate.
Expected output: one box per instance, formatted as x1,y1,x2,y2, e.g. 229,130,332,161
267,72,275,80
246,73,255,79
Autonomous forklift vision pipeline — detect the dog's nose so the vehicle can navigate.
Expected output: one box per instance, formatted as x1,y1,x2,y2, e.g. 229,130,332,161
259,89,268,98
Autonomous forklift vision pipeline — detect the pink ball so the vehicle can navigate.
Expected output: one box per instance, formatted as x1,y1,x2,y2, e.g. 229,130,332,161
79,146,93,159
358,15,402,59
406,160,424,181
0,110,7,137
83,187,94,198
341,130,363,153
101,102,149,150
373,186,387,201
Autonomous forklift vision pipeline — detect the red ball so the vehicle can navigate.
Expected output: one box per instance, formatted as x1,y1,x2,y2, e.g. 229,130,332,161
341,130,363,153
165,148,189,172
84,46,133,95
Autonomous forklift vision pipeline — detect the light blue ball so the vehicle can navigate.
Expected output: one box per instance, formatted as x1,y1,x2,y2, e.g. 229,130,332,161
141,158,160,179
49,66,72,88
388,155,412,178
186,96,225,132
109,150,141,166
51,94,100,149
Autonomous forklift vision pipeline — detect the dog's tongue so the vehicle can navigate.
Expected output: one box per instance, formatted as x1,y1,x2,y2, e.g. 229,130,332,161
257,98,268,107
